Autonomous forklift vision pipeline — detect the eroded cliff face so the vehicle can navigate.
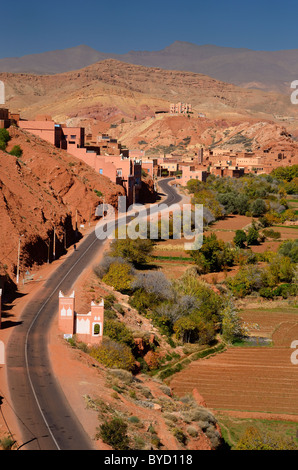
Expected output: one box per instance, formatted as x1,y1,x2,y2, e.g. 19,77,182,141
0,126,125,287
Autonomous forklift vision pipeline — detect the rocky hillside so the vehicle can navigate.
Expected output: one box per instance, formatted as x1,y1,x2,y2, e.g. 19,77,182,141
0,126,125,287
2,42,298,94
2,59,298,127
109,114,298,155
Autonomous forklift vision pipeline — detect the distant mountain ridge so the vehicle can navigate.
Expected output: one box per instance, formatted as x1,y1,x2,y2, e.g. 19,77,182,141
1,41,298,93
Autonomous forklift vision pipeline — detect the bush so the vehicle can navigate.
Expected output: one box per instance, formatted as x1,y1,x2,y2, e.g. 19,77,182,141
89,338,135,371
0,128,10,151
97,418,130,450
262,228,281,239
173,428,188,445
9,145,23,157
128,416,140,424
187,425,198,437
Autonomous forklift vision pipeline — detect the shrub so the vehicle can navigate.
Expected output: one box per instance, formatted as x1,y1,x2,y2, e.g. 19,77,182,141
173,428,188,445
278,239,298,263
0,436,15,450
89,338,135,371
129,288,159,314
128,416,140,424
9,145,23,157
97,418,130,450
262,228,281,239
0,128,10,151
187,425,199,438
107,368,133,384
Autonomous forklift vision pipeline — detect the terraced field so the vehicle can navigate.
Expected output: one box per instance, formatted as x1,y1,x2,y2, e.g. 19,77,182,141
170,346,298,415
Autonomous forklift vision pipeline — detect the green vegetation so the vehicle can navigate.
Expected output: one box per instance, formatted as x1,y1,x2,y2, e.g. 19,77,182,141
109,238,153,266
89,338,135,372
0,128,11,151
102,262,134,293
217,414,298,450
9,145,23,157
97,417,130,450
188,233,235,273
186,170,298,225
236,426,297,450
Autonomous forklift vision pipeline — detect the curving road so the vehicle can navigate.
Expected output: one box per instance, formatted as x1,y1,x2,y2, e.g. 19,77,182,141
6,178,181,450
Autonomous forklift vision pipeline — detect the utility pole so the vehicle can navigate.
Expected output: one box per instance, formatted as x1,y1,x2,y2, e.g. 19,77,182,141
46,239,50,264
53,227,56,261
16,235,24,285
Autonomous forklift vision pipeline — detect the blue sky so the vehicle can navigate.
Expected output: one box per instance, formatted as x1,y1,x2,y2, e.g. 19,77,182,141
1,0,298,58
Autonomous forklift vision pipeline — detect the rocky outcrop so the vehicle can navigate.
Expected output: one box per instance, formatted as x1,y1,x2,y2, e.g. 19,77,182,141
0,127,125,284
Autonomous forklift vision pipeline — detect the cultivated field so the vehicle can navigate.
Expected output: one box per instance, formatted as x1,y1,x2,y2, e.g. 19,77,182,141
170,346,298,415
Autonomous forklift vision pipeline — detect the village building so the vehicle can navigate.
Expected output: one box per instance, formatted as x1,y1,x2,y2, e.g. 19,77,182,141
18,115,143,206
170,102,192,114
58,291,104,345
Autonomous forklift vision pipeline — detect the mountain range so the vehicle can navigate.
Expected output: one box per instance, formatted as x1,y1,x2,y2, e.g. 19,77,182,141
1,42,298,93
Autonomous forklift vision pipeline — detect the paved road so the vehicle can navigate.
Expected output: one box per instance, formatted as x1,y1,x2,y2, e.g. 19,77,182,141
6,178,182,450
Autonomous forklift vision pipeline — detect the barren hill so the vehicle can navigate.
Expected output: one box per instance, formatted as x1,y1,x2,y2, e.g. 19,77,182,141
2,59,298,128
108,114,298,155
0,126,124,286
2,42,298,93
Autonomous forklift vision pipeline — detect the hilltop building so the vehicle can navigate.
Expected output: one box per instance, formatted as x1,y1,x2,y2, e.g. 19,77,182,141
170,102,192,114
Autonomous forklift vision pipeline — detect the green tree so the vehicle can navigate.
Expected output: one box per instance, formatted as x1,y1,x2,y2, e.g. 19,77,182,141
173,317,199,343
190,234,234,273
233,230,247,248
250,198,266,217
102,262,134,292
221,301,246,344
110,238,153,266
246,223,259,246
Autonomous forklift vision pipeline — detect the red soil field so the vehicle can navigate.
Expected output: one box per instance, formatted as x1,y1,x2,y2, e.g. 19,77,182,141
170,347,298,416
